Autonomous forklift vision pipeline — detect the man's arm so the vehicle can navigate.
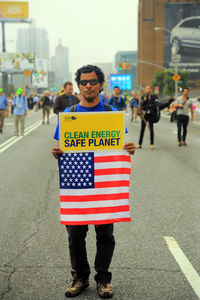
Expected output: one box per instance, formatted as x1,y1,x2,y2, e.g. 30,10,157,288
190,104,194,122
52,141,64,159
53,97,62,114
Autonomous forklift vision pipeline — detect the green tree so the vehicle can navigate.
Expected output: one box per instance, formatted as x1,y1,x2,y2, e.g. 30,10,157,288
151,69,189,97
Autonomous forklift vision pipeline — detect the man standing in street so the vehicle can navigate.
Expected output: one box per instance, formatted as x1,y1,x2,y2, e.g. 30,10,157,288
52,65,135,298
108,86,126,111
53,82,79,118
13,88,28,136
0,88,9,133
172,88,194,146
136,85,158,150
40,91,51,125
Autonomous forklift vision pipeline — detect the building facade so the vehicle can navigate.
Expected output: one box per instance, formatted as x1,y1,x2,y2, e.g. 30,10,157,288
51,41,70,90
115,51,137,91
16,22,49,60
138,0,200,91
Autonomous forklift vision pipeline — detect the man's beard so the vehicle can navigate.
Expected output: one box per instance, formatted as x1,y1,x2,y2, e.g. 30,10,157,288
85,96,95,103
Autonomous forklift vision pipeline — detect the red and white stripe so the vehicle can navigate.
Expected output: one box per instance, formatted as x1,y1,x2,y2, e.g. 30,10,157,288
60,150,132,225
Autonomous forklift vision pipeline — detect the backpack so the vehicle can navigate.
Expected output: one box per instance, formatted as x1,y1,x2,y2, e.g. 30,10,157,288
148,99,160,123
69,103,113,112
109,96,124,107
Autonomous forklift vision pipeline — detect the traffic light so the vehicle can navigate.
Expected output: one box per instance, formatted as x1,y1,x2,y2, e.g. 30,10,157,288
52,87,56,90
33,70,38,77
122,63,126,70
118,63,122,71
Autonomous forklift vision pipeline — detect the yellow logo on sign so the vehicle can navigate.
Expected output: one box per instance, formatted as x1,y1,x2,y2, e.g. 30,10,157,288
59,112,125,152
172,73,181,82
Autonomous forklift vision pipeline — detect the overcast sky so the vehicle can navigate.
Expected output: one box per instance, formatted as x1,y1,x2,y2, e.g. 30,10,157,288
2,0,138,76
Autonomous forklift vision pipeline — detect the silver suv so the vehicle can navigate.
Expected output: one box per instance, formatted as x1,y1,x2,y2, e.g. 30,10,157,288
170,16,200,54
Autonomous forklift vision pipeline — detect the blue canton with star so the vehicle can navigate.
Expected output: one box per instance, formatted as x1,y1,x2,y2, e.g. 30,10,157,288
58,152,94,189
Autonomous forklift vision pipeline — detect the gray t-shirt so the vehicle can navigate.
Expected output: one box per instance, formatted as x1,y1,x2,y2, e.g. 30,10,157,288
174,96,192,116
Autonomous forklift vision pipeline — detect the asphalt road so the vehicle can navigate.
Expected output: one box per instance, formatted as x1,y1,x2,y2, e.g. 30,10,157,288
0,109,200,300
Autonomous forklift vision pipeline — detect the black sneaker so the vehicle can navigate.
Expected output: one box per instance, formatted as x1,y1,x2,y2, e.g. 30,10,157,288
65,279,89,297
0,129,2,133
97,283,113,298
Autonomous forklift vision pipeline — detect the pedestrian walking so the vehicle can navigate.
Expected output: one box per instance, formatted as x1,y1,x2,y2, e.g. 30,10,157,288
52,65,135,298
0,88,9,133
13,88,28,136
40,91,51,125
130,94,139,122
108,86,126,111
53,82,79,118
172,88,194,146
33,94,40,112
136,85,159,150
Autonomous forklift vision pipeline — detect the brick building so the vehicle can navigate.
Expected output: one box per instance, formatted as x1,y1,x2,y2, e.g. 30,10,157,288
138,0,200,92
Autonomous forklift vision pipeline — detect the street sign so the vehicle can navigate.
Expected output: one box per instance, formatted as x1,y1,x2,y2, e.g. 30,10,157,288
0,2,29,19
24,69,31,77
172,73,181,82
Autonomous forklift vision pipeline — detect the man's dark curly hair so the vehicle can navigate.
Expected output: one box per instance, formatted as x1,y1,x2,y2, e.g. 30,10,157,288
75,65,105,85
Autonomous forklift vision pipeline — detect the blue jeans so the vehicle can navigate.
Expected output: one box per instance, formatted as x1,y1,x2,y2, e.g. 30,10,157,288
176,114,189,142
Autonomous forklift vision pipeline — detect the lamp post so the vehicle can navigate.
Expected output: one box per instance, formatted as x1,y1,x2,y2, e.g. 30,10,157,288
154,26,178,97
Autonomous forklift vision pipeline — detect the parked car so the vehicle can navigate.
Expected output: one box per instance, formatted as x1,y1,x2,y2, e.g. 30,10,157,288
170,16,200,54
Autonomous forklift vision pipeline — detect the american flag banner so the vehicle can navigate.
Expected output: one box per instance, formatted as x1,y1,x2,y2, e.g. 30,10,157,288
58,150,132,225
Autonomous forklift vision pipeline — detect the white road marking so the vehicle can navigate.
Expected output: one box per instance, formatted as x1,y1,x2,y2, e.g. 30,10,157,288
164,236,200,299
0,115,55,154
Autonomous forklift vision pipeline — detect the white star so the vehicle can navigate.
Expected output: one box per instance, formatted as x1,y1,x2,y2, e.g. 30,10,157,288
67,183,70,186
78,183,81,186
83,182,87,186
61,183,65,186
89,182,92,186
72,183,76,186
61,174,64,178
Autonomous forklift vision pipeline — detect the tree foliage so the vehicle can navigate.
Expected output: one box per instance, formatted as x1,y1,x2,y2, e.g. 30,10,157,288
151,69,189,97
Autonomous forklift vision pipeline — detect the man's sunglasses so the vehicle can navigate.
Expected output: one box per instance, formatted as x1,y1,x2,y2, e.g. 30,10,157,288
79,79,99,86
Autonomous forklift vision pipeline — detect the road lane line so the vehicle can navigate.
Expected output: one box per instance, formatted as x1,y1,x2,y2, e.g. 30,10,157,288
0,121,41,149
0,115,55,154
164,236,200,299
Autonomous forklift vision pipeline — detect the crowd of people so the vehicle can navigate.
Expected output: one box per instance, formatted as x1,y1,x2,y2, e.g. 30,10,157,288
0,64,199,299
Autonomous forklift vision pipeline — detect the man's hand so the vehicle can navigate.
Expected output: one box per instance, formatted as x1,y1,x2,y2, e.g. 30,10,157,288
191,116,194,122
123,143,135,155
52,146,63,159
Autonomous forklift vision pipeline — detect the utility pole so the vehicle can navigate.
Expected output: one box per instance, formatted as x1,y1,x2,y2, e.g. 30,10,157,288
1,21,8,92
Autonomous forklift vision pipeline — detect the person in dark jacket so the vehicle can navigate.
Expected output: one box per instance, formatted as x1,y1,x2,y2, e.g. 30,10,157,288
136,85,158,150
40,90,51,125
53,82,79,118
